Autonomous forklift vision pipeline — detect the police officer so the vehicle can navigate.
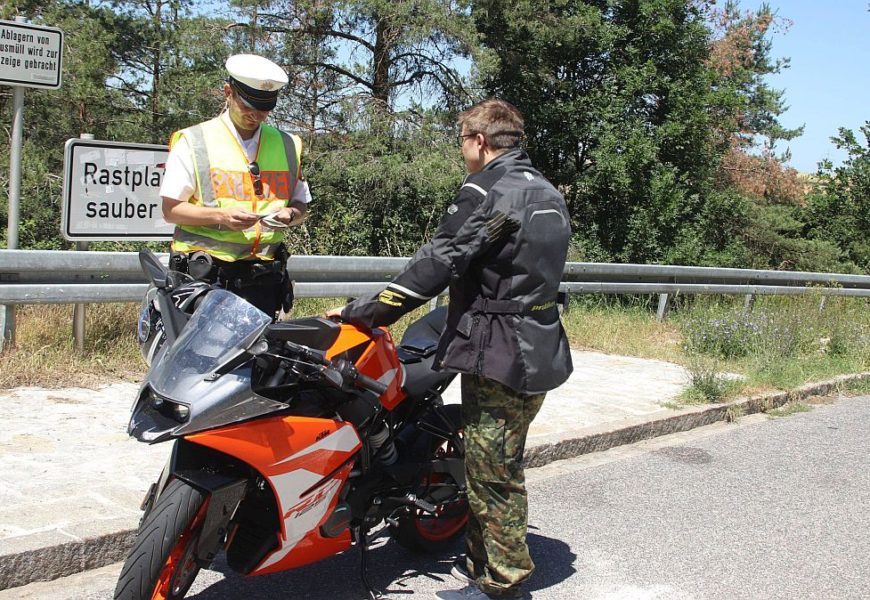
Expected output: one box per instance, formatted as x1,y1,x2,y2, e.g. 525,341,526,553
329,99,573,599
160,54,310,318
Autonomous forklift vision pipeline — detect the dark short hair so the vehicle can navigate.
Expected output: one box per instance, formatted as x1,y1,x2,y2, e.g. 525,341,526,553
458,99,524,150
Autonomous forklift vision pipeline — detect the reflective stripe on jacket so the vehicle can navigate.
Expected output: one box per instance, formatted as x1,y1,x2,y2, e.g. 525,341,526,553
170,116,301,261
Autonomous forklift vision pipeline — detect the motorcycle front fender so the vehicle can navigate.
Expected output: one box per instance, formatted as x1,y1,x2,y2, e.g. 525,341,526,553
144,438,251,565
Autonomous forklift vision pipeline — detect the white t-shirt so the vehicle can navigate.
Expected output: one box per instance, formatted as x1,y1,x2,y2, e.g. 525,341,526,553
159,111,312,205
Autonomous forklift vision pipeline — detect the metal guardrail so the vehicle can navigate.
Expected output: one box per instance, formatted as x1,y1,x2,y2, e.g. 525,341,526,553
2,249,870,304
1,249,869,349
3,250,870,303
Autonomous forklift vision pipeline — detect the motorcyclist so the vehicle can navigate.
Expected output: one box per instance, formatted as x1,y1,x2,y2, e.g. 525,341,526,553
330,99,573,600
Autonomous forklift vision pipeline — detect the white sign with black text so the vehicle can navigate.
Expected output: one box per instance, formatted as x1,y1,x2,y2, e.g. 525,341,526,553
0,19,63,90
62,139,173,241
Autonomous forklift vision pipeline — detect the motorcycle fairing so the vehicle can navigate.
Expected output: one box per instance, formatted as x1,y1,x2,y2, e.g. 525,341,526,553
131,290,286,442
188,415,362,574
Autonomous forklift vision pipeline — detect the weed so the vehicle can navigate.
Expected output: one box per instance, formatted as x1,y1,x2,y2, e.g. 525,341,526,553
767,402,812,418
724,404,745,423
842,377,870,396
678,356,744,404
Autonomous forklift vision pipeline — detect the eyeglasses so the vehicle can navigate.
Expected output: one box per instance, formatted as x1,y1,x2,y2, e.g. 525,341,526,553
457,132,479,145
248,161,263,197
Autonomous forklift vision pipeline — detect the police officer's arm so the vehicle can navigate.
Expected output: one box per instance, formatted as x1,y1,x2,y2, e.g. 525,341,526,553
159,135,258,231
162,198,260,231
268,173,311,225
341,175,516,329
270,200,308,226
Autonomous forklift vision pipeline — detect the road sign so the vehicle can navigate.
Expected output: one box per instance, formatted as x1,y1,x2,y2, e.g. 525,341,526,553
62,139,173,241
0,19,63,90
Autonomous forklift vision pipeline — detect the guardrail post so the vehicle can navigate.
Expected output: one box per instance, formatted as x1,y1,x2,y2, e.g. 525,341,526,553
72,241,89,351
0,305,13,352
656,293,670,321
743,294,755,313
818,296,827,313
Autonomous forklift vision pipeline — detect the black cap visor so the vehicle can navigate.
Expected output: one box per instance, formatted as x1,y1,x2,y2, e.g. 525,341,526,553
228,77,279,111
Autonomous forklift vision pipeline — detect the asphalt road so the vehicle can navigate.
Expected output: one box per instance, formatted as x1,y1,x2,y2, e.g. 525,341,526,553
7,395,869,600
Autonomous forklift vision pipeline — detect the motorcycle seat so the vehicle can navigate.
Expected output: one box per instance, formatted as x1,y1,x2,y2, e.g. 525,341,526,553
398,307,455,397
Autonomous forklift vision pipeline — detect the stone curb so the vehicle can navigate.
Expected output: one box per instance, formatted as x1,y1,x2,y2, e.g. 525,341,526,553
2,371,868,591
0,530,136,591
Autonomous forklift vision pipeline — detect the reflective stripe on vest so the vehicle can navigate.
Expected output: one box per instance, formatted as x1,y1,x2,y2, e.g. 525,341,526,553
169,116,301,261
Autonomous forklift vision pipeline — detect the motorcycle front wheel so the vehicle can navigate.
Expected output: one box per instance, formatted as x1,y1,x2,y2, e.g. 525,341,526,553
390,403,468,553
114,478,208,600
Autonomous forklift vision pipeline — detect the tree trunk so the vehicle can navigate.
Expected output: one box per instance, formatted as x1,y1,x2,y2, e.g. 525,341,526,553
372,16,394,109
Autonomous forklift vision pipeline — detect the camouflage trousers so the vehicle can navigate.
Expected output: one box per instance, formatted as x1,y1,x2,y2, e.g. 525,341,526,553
461,374,545,597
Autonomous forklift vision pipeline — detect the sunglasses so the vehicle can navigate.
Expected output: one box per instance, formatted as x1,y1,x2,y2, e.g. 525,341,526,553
457,132,479,145
248,161,263,197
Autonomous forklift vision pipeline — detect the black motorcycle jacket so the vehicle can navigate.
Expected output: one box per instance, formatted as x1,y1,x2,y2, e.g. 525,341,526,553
342,148,573,394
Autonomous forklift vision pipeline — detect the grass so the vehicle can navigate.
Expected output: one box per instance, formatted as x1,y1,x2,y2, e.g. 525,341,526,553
0,303,143,388
1,293,868,394
561,296,682,362
672,294,870,404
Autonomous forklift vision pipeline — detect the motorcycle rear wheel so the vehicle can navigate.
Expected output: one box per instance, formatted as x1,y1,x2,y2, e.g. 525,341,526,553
390,403,468,553
114,478,208,600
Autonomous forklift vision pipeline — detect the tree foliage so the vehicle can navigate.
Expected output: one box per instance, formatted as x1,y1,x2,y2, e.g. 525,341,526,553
804,124,870,272
475,0,734,263
0,0,867,275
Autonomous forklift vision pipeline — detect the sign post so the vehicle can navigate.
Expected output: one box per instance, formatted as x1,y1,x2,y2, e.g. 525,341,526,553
2,75,23,349
71,134,93,352
1,16,64,350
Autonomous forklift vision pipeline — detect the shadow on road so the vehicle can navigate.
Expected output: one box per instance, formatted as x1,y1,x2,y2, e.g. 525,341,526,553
186,529,574,599
526,531,577,593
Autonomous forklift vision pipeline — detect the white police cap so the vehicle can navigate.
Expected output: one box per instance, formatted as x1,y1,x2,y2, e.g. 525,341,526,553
225,54,289,111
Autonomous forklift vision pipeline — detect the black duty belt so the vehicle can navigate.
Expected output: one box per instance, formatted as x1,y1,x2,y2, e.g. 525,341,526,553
171,251,284,284
214,257,283,278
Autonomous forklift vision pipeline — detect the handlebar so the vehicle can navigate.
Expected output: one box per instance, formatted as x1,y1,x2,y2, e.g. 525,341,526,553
353,371,389,396
281,341,388,396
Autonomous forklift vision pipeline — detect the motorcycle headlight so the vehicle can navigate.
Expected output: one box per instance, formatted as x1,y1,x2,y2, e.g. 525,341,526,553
148,391,189,423
172,403,190,421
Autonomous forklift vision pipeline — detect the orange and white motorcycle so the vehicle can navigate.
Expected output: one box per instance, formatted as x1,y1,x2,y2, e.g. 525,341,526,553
114,250,466,600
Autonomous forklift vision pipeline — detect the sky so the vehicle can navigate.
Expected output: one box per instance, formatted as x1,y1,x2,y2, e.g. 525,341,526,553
739,0,869,173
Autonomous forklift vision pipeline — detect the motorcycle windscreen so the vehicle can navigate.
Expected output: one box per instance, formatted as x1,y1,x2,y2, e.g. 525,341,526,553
150,289,271,393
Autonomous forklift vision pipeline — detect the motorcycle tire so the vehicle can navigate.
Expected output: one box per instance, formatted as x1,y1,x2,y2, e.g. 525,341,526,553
389,403,468,553
114,478,208,600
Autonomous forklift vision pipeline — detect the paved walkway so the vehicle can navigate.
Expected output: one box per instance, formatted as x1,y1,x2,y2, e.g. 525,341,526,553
0,350,691,589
